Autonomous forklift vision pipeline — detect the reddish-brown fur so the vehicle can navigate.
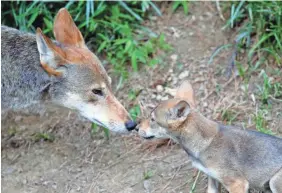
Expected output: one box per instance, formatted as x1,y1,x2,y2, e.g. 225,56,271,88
36,35,103,77
40,62,62,76
53,8,85,48
106,94,128,122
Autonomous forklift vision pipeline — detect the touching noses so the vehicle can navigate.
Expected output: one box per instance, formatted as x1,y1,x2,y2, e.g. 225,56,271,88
125,120,137,131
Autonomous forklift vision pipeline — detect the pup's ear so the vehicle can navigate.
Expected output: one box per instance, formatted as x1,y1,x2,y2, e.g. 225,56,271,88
36,28,65,76
175,80,196,108
166,100,190,130
53,8,85,48
170,100,190,121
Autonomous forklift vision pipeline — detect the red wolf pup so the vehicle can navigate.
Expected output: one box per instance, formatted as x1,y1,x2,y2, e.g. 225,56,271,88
137,80,282,193
1,8,137,133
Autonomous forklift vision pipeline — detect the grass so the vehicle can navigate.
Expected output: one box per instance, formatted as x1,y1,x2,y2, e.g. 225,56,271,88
189,170,201,193
251,70,281,135
253,109,274,135
91,122,110,141
7,127,17,137
129,105,141,121
208,2,282,136
33,132,55,142
1,1,171,83
128,89,140,101
221,108,240,125
143,170,154,180
171,1,189,15
210,1,282,75
257,70,282,105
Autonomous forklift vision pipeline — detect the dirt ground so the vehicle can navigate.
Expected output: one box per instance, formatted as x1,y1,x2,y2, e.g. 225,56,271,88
2,3,282,193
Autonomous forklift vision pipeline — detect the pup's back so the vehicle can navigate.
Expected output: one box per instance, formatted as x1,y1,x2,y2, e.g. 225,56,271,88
1,26,50,112
213,125,282,188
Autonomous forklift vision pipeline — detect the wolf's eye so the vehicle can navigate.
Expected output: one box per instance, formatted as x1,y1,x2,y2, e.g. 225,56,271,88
92,89,103,96
151,117,155,122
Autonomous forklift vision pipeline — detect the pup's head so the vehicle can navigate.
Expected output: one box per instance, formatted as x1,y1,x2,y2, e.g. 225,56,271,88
36,8,136,133
137,81,195,139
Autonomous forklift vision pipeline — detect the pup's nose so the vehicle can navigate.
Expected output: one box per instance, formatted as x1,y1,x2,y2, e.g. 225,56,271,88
125,120,137,131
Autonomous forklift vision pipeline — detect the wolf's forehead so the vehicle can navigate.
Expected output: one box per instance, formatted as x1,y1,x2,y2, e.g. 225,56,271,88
62,46,108,77
62,47,110,86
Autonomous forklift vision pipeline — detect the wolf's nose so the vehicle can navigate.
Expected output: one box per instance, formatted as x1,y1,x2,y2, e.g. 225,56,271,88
125,120,137,131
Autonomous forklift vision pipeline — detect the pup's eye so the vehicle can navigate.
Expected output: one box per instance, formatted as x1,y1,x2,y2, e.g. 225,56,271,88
92,89,103,96
151,117,155,122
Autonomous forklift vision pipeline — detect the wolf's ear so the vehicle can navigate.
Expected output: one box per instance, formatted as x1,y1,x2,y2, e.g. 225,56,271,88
175,80,196,108
36,28,65,76
53,8,85,48
169,100,190,121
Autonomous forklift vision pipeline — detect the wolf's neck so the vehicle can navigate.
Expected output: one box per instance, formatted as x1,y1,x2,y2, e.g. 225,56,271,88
177,111,218,157
1,28,51,112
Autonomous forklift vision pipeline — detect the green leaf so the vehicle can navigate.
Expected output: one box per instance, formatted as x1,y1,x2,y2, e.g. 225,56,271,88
208,44,233,65
11,6,18,26
26,1,39,13
114,39,128,45
172,1,181,12
273,33,282,51
65,0,75,9
124,40,133,53
149,1,162,16
98,41,108,53
91,123,99,133
27,10,39,27
260,48,281,66
93,2,107,17
98,33,109,41
86,0,91,27
231,0,245,27
43,17,53,30
141,1,149,12
118,0,142,21
248,33,272,61
128,89,137,100
182,1,189,15
135,48,147,63
158,33,165,44
143,170,154,180
129,105,141,121
131,51,138,71
103,127,110,140
248,5,253,22
145,41,153,53
149,59,159,66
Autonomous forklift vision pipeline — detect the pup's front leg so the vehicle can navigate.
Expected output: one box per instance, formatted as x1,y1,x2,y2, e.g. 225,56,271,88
269,168,282,193
207,177,221,193
224,178,249,193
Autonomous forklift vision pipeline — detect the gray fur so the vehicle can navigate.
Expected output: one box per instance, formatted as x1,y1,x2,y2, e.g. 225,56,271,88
171,113,282,192
1,26,107,114
187,123,282,190
139,97,282,192
1,26,51,113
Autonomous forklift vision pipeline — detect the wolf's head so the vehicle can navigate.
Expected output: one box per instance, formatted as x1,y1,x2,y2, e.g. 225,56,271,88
137,80,196,139
36,8,136,133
